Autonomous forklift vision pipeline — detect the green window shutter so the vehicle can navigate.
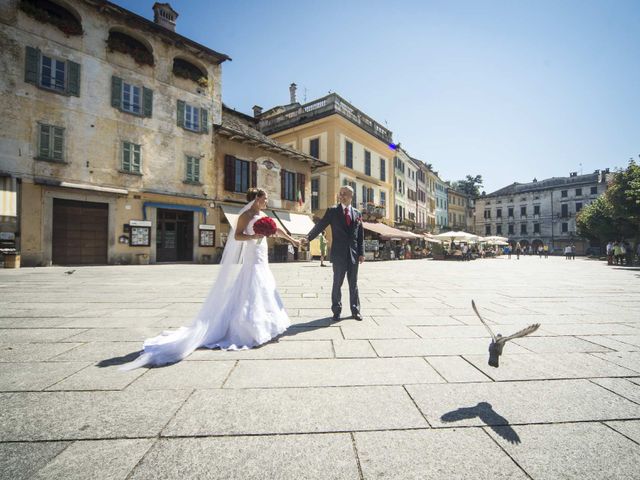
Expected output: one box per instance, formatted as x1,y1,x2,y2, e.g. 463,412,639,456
25,46,40,85
111,76,122,109
122,142,130,171
143,87,153,117
133,145,141,173
200,108,208,133
39,124,50,158
186,156,193,182
193,158,200,182
177,100,185,127
67,60,80,96
52,127,64,161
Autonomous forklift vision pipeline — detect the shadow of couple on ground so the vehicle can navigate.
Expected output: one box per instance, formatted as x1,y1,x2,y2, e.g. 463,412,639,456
97,316,336,368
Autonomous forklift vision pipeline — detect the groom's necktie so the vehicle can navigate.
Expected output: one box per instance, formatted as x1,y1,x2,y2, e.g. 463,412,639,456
344,207,352,226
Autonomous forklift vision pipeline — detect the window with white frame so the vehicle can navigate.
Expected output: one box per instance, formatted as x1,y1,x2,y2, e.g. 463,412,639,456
122,141,141,174
122,82,141,114
40,55,66,92
185,104,201,131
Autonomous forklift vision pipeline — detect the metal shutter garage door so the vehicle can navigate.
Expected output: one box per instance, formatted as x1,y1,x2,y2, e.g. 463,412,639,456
52,198,108,265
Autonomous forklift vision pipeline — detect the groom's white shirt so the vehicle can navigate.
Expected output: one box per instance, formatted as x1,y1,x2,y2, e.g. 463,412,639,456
340,203,353,219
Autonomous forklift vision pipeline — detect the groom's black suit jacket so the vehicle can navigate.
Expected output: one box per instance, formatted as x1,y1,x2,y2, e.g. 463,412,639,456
308,204,364,266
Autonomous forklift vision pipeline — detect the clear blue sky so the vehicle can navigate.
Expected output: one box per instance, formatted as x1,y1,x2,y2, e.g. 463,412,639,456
115,0,639,193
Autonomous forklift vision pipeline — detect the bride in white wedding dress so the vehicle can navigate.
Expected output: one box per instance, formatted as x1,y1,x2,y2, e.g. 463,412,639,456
120,188,300,370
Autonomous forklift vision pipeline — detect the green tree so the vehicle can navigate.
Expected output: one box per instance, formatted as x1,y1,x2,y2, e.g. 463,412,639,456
452,175,483,197
576,195,618,241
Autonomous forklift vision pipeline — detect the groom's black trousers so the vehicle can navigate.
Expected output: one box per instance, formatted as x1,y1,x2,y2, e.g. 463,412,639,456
332,261,360,316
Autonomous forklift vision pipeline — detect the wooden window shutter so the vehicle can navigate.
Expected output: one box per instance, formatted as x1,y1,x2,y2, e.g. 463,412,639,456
177,100,185,127
111,76,122,108
52,127,64,161
362,185,366,205
25,46,40,85
39,125,50,158
298,173,305,202
66,60,80,96
200,108,209,133
251,161,257,188
142,87,153,117
224,155,235,192
281,169,286,200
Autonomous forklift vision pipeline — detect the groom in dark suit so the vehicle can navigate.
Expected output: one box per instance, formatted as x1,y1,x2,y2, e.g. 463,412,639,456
304,186,364,321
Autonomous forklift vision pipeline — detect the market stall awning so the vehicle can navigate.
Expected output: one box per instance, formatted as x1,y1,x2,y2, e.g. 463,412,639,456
273,211,315,236
220,204,285,232
363,222,417,240
0,176,17,220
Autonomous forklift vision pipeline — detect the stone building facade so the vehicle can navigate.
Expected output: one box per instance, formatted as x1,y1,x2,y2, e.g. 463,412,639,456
474,170,611,254
0,0,229,265
257,89,395,226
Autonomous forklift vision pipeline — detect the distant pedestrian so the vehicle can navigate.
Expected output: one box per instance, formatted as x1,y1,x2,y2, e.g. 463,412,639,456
538,245,543,258
515,242,522,260
624,241,633,266
571,244,576,260
543,244,549,258
613,242,622,265
507,245,512,259
606,241,613,265
564,245,571,260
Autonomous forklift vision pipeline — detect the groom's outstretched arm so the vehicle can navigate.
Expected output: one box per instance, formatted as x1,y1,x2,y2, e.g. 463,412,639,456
307,208,332,242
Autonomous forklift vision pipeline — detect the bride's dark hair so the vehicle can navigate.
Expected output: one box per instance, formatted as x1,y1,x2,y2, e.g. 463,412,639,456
247,188,266,202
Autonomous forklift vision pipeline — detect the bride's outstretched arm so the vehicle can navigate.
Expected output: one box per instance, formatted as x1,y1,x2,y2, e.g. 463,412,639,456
276,227,299,247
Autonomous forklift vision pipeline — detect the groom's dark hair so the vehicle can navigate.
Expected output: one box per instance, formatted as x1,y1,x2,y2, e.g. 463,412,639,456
247,188,266,202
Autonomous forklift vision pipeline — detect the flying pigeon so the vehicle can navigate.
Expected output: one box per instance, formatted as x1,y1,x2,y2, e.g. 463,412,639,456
64,269,76,275
471,300,540,368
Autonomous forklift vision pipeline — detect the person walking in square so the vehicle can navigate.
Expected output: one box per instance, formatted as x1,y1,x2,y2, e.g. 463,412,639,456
318,231,328,267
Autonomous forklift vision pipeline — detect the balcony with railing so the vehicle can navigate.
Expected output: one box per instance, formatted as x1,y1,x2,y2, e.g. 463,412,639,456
258,93,393,144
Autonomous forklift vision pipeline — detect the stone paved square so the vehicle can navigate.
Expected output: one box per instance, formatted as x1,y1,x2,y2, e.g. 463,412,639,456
1,256,639,478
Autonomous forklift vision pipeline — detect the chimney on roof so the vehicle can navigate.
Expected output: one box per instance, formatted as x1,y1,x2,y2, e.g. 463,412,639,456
153,3,178,32
289,83,297,104
252,105,263,118
532,177,537,182
569,172,577,177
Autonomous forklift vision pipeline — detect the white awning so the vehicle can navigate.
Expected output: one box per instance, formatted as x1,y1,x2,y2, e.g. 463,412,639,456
273,211,315,236
220,204,285,232
0,176,17,218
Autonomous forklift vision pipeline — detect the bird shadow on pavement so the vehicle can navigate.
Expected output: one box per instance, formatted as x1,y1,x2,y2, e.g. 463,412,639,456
440,401,521,444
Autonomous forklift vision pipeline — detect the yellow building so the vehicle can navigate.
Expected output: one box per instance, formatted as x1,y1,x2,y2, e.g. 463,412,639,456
255,89,395,225
448,188,468,231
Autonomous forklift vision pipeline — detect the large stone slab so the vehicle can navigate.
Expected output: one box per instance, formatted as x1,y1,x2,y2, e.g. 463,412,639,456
0,442,69,480
372,315,465,327
371,338,529,356
590,378,640,404
406,379,640,427
511,336,612,353
463,352,638,381
486,422,640,479
606,420,640,444
542,324,640,336
128,361,235,390
224,358,444,388
50,341,142,362
425,356,492,383
577,335,639,352
0,343,83,362
45,364,146,391
187,340,334,360
0,362,89,391
332,339,377,358
163,386,427,436
0,390,191,441
30,439,153,480
0,329,86,343
129,434,360,480
591,351,640,373
341,325,419,339
355,429,528,479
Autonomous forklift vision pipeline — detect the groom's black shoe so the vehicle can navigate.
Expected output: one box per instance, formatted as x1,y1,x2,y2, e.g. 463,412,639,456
332,314,340,322
351,313,363,321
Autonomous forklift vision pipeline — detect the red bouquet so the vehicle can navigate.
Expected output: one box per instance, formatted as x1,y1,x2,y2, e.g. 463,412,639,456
253,217,277,243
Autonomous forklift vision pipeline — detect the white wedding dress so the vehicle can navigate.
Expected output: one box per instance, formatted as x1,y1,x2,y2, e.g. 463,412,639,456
121,207,290,370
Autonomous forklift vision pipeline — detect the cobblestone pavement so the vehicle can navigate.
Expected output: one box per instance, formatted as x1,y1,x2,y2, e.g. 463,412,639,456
1,256,639,479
